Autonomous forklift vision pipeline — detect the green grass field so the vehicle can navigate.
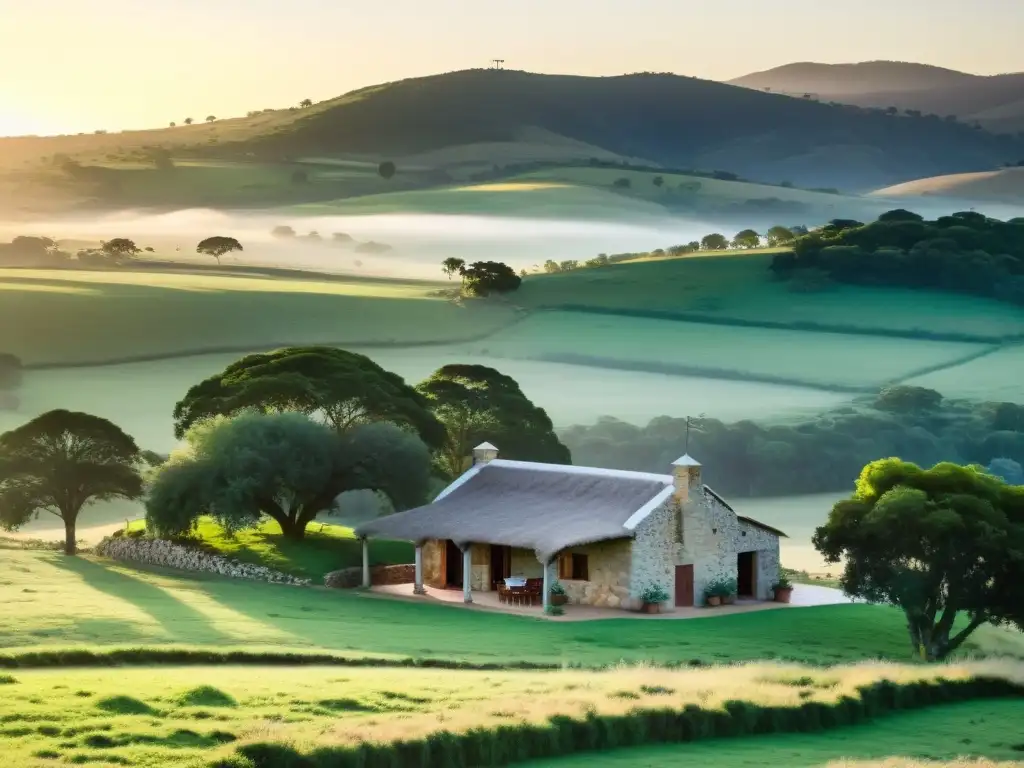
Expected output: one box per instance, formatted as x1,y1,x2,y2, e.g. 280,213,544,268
515,255,1024,341
908,346,1024,404
288,180,671,219
4,660,1019,768
511,166,870,207
0,268,516,365
476,311,989,389
4,550,1021,665
522,699,1024,767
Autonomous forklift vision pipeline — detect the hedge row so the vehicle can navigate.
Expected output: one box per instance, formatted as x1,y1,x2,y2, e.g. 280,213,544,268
222,677,1023,768
0,647,573,672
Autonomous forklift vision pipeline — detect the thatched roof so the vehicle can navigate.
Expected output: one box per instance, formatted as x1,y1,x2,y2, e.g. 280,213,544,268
354,459,674,562
354,458,786,562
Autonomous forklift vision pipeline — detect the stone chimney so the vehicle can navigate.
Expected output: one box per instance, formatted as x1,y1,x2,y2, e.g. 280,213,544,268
671,454,702,503
472,442,499,467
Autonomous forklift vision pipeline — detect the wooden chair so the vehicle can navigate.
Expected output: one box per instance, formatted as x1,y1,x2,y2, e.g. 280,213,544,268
525,578,543,606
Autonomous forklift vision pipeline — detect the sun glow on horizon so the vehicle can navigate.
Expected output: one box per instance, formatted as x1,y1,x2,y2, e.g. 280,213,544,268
0,111,64,139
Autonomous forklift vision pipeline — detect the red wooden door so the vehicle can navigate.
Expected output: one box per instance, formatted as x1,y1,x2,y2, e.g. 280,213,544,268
674,564,694,607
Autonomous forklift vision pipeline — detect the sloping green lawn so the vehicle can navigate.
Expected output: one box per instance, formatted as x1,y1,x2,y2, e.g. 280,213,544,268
124,517,412,582
3,549,1019,667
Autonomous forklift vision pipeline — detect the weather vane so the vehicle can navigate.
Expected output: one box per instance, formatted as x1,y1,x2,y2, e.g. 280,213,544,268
684,413,706,453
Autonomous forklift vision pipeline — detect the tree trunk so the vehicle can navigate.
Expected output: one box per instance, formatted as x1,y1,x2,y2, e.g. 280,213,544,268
273,514,306,540
905,610,986,661
64,519,77,555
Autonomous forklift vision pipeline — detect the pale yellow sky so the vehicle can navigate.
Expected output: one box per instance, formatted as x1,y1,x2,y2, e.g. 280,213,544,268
1,0,1021,137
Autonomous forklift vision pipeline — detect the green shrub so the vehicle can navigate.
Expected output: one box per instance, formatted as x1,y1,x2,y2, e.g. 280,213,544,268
640,584,669,604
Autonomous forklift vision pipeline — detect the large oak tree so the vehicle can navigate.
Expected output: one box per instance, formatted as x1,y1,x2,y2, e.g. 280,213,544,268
0,410,143,554
813,458,1024,661
146,413,431,539
172,347,446,448
417,364,570,478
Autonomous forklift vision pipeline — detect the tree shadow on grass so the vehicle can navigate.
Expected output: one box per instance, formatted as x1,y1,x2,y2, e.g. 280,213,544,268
49,556,231,645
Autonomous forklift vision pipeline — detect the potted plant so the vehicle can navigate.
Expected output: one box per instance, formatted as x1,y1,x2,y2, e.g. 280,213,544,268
772,573,794,603
549,581,568,606
639,584,669,614
722,578,738,605
703,578,732,607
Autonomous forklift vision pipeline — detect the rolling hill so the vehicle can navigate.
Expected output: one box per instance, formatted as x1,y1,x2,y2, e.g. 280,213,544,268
871,166,1024,202
3,69,1023,218
729,61,1024,134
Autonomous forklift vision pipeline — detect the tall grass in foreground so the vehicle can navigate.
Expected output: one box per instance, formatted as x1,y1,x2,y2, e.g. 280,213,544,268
3,660,1023,767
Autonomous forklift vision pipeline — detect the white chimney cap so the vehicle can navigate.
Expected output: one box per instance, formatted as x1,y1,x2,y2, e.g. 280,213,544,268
672,454,702,467
474,442,498,452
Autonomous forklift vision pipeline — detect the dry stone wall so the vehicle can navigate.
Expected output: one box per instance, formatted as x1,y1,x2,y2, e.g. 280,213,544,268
559,539,632,609
96,537,311,585
324,563,414,588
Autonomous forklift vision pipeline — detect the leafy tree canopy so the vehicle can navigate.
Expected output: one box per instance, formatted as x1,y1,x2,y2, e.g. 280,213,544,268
196,236,243,265
441,257,465,280
172,346,446,449
0,410,143,554
146,413,432,539
812,458,1024,661
732,229,761,249
460,261,521,296
101,238,141,262
765,226,795,246
701,233,728,250
417,364,571,478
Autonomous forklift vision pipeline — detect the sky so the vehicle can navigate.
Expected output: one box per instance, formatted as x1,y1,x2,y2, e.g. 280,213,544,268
1,0,1022,137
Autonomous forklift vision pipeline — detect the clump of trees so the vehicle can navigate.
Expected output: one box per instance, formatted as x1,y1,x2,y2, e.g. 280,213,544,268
0,236,69,267
146,413,432,540
438,258,521,296
560,386,1024,499
771,209,1024,306
0,410,144,554
814,458,1023,660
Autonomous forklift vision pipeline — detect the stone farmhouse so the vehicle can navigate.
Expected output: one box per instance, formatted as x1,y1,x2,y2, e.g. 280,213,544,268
354,443,785,612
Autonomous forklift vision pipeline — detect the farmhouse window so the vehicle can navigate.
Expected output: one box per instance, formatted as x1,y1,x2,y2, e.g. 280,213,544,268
558,553,590,580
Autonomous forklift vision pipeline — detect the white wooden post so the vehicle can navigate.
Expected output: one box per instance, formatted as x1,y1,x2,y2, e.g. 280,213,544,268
414,543,425,595
361,538,370,588
542,557,551,612
462,545,473,603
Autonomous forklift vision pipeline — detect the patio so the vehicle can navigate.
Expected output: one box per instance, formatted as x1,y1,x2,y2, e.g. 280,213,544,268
367,582,853,621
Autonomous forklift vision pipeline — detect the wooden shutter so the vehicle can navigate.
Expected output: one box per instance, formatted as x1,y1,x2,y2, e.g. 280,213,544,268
558,553,572,580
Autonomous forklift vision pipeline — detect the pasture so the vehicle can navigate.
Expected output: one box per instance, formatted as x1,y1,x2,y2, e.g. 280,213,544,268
476,311,989,390
0,268,515,365
907,346,1024,404
514,255,1024,341
511,166,869,207
5,549,1023,665
288,181,671,220
4,662,1021,768
522,700,1024,767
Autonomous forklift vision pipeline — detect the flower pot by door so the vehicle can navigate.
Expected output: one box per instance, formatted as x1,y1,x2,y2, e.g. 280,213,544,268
551,593,568,606
706,596,722,607
774,587,793,604
642,602,660,614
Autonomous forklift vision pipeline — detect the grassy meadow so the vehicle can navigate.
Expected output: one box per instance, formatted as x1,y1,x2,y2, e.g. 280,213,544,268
4,660,1022,768
5,549,1023,666
907,346,1024,404
476,311,990,390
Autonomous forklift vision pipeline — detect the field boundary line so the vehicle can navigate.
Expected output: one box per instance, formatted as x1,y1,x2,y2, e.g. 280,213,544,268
888,341,1022,386
542,304,1024,344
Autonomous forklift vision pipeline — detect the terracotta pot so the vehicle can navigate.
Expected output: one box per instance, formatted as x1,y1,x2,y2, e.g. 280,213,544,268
774,587,793,604
550,593,568,606
642,602,661,614
706,595,722,607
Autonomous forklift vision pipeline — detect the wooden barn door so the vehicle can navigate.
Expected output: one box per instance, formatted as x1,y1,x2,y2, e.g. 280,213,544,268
674,564,694,607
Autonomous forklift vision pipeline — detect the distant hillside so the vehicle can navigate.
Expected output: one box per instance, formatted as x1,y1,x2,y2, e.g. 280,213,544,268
5,70,1023,196
871,167,1024,202
729,61,1024,134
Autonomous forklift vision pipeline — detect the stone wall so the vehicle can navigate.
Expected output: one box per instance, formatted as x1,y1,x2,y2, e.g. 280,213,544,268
469,542,491,592
558,538,633,609
510,547,543,579
738,520,781,600
630,500,679,611
324,564,415,589
95,537,311,586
